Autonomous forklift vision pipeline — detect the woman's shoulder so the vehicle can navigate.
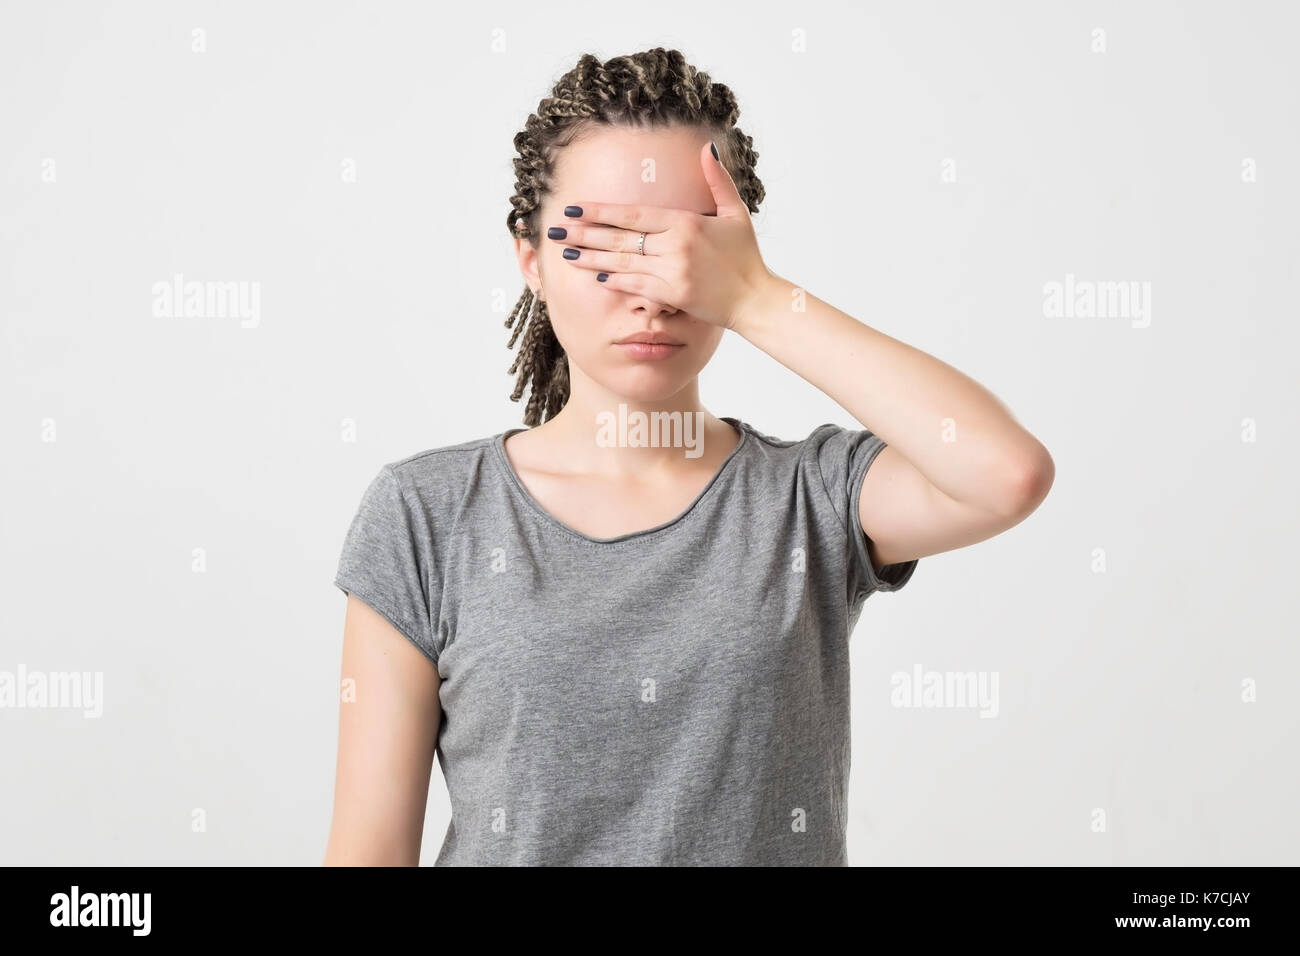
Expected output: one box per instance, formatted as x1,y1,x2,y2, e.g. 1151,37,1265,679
733,417,872,459
389,430,502,468
376,428,511,497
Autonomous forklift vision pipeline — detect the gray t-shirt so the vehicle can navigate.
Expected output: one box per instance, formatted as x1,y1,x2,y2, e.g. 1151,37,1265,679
333,417,918,866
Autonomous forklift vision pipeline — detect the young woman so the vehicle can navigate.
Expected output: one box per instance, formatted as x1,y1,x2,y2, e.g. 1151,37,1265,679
324,48,1053,867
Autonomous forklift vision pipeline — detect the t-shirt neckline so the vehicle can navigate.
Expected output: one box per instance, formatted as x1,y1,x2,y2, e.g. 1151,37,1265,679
491,416,750,545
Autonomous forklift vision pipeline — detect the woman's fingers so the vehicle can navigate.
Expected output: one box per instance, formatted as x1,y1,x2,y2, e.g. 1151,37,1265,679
589,268,678,305
561,201,681,235
557,243,670,278
547,221,669,257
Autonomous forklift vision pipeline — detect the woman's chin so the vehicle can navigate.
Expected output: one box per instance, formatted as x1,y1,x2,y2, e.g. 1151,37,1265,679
602,375,697,405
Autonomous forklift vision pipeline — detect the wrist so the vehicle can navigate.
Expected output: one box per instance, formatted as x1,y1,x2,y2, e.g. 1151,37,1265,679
729,270,790,341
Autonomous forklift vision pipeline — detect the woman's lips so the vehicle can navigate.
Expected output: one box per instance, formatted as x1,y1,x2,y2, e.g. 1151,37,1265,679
615,342,685,360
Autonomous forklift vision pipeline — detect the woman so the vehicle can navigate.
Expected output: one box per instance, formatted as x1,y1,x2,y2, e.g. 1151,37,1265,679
324,48,1053,866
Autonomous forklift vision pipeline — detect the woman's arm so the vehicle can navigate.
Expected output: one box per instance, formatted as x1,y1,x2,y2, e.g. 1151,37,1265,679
733,274,1055,569
549,150,1052,570
323,594,441,866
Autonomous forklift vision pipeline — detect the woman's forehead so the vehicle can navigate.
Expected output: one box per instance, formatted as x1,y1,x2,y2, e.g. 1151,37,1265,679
548,128,717,214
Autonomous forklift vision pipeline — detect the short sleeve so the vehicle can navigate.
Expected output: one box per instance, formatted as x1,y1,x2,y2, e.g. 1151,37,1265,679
334,464,441,666
812,424,919,603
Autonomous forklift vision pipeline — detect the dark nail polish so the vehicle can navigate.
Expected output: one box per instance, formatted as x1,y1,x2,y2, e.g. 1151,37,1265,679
597,273,608,282
563,248,580,260
710,141,718,161
547,226,567,240
564,205,583,217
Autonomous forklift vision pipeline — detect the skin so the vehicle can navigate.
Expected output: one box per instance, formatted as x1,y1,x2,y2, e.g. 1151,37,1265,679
324,595,436,866
324,123,1054,865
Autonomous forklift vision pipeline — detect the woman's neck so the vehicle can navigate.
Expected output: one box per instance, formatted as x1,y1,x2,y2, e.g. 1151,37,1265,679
518,380,738,478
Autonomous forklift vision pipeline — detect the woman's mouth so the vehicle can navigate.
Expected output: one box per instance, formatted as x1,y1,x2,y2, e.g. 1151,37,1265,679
615,341,685,360
614,332,685,360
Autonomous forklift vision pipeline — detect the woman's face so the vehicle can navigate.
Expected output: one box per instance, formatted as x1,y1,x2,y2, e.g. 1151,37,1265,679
515,124,726,406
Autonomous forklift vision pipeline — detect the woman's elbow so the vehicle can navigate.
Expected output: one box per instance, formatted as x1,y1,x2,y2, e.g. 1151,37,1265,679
996,443,1055,521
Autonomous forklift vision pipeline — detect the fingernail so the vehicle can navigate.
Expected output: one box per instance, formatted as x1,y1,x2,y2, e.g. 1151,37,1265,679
597,273,608,282
710,141,718,161
563,248,580,260
547,226,567,240
564,205,583,217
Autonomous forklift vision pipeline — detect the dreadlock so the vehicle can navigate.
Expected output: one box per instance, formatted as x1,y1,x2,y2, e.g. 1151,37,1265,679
505,47,767,426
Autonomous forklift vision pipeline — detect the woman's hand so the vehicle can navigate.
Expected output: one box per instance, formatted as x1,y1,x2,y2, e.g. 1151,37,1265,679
547,141,777,331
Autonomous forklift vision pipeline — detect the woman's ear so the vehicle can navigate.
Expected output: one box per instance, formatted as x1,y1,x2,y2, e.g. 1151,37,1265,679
513,233,545,300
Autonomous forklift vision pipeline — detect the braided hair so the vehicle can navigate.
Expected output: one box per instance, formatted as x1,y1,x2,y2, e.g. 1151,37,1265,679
505,47,767,426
